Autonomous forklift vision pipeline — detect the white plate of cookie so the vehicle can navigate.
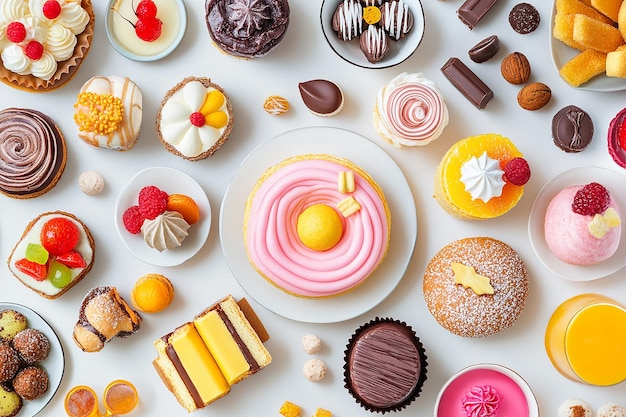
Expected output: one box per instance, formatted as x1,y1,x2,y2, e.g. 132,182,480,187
0,303,65,417
549,0,626,92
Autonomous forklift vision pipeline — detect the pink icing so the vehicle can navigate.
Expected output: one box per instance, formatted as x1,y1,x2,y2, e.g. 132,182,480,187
544,185,621,265
245,158,389,297
385,82,445,143
437,368,529,417
462,385,500,417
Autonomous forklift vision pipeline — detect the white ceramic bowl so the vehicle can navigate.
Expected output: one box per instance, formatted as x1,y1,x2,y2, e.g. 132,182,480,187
434,363,539,417
320,0,425,69
105,0,187,62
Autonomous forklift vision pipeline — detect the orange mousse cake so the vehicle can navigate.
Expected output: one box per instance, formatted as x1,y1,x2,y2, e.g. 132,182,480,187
434,133,531,220
153,295,271,412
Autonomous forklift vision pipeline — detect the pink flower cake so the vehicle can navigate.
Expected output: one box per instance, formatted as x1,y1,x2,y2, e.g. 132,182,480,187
243,154,391,298
544,182,621,265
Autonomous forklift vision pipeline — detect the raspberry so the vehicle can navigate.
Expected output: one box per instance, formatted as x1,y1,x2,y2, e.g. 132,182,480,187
135,17,162,42
503,157,531,186
189,112,205,127
138,185,168,220
6,22,26,43
123,205,144,234
135,0,158,19
42,0,62,19
572,182,611,216
24,41,44,60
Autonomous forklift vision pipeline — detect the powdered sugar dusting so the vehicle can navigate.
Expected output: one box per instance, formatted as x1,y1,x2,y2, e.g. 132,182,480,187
423,237,528,337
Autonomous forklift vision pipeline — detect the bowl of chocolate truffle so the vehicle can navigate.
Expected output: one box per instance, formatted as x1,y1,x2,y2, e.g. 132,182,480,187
321,0,425,69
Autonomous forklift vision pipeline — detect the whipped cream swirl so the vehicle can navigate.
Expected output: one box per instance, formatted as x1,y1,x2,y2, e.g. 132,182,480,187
460,151,505,202
375,72,449,147
0,107,65,197
141,211,190,252
462,385,500,417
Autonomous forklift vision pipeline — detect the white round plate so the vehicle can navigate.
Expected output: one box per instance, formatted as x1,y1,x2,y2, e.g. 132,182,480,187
114,167,211,267
528,166,626,281
0,302,65,417
549,0,626,92
220,126,417,323
320,0,425,69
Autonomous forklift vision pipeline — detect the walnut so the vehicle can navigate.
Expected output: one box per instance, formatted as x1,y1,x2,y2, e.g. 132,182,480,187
501,52,531,85
517,82,551,111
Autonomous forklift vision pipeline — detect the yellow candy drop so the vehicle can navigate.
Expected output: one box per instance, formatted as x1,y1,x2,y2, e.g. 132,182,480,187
200,90,225,115
205,111,228,129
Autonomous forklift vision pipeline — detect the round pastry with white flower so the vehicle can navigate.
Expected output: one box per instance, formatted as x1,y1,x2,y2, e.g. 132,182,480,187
156,76,234,161
0,0,94,91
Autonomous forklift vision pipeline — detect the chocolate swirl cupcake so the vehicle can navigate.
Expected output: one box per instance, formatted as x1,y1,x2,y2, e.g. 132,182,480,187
0,108,67,199
205,0,290,59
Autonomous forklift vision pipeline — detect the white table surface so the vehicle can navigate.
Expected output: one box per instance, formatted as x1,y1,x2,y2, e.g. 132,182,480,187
2,0,626,416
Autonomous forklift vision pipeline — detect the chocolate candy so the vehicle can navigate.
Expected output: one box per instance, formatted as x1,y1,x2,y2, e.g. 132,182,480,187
552,105,594,153
441,57,493,109
508,3,540,34
468,35,500,63
298,79,344,117
457,0,500,29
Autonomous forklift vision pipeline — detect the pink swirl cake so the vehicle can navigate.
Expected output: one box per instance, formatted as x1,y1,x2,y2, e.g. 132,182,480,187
373,72,449,148
243,154,391,298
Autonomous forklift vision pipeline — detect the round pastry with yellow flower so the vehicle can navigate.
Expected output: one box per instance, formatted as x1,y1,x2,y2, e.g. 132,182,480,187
156,76,234,161
244,154,391,298
434,133,531,220
73,75,143,151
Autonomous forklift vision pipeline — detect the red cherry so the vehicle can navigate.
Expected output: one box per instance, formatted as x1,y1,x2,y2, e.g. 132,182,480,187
42,0,62,19
189,112,205,127
135,0,158,19
6,22,26,43
135,17,162,42
24,41,44,60
40,217,80,256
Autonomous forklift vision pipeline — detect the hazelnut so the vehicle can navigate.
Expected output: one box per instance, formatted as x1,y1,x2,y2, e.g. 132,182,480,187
517,82,551,111
501,52,531,85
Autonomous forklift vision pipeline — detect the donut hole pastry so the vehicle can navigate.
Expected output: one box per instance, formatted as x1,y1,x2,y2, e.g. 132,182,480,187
301,334,322,354
373,72,449,148
343,318,427,413
0,0,94,91
0,343,20,383
156,76,234,161
205,0,290,59
73,286,142,353
544,182,621,265
0,108,66,199
11,328,50,363
244,154,390,298
12,366,49,401
423,237,529,338
303,358,327,382
74,76,143,151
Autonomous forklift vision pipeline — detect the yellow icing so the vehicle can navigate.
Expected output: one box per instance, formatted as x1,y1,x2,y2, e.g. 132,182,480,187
451,262,494,295
363,6,381,24
194,311,249,385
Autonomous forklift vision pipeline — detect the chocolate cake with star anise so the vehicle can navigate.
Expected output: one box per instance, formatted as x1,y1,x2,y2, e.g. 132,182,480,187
205,0,290,59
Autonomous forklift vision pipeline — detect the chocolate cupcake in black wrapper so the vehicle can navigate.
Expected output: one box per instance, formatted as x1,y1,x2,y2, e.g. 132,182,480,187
343,317,428,413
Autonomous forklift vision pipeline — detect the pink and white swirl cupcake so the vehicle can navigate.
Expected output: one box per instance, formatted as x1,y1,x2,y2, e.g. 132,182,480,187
243,154,391,298
373,72,449,148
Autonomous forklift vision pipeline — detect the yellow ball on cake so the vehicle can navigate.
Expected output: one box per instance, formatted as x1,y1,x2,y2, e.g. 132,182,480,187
296,204,343,251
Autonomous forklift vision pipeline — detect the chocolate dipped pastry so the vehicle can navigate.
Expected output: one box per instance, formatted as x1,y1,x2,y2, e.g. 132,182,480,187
332,0,363,41
0,108,66,199
360,26,389,63
205,0,290,59
380,0,414,40
73,286,142,353
552,105,594,153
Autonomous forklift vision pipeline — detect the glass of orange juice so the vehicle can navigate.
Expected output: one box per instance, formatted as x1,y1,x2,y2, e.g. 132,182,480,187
65,380,138,417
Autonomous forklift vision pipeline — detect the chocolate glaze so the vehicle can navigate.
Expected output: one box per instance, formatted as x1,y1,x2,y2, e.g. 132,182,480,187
468,35,500,63
298,79,344,116
0,108,65,197
552,105,593,153
344,318,428,413
205,0,290,58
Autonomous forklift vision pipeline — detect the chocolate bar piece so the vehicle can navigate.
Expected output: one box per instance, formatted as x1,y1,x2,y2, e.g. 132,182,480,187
441,57,493,109
468,35,500,63
457,0,500,29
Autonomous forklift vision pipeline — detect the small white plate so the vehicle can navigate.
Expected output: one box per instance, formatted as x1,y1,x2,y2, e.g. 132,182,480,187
0,302,65,417
528,166,626,281
105,0,187,62
220,126,417,323
114,167,211,267
320,0,425,69
434,363,539,417
549,0,626,92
